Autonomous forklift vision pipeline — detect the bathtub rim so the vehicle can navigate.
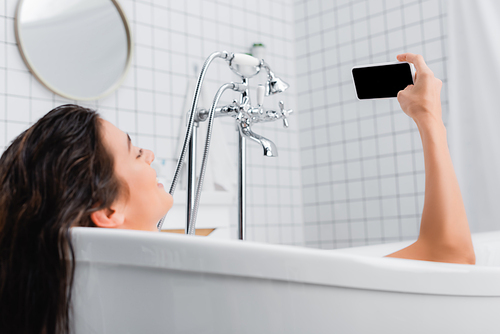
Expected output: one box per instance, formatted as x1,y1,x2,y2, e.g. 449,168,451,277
71,227,500,297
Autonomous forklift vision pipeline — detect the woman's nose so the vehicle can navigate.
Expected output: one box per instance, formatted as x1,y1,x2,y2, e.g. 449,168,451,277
144,149,155,165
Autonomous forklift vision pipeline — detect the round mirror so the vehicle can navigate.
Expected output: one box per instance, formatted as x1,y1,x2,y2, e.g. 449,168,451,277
15,0,133,101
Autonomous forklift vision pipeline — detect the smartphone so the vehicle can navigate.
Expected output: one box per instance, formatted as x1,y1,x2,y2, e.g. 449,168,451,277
351,62,415,100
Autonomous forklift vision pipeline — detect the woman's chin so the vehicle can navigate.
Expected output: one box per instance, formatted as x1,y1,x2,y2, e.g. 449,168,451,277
158,193,173,218
165,192,174,206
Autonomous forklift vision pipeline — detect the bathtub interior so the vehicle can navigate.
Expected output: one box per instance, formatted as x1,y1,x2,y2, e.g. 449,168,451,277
333,230,500,267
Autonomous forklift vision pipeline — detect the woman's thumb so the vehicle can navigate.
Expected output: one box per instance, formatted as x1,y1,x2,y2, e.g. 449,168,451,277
397,89,406,103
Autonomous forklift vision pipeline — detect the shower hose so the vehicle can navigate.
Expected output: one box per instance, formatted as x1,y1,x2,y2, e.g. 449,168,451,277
156,51,230,232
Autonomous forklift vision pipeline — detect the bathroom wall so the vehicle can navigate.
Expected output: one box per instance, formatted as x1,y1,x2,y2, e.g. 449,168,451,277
295,0,449,248
0,0,452,250
0,0,304,245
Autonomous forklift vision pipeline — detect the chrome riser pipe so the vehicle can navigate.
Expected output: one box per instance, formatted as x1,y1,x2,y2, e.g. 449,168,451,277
238,79,249,240
186,123,198,234
238,133,246,240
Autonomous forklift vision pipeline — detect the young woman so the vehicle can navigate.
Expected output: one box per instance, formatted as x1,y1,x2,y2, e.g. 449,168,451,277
0,105,173,334
0,53,474,334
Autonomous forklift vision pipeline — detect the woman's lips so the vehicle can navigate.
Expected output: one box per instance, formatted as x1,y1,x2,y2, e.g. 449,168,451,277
156,177,164,188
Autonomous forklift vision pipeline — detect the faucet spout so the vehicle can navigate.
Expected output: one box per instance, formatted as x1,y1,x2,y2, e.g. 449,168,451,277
238,121,278,157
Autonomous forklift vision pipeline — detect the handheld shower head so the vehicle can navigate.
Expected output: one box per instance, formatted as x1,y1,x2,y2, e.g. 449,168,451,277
228,53,261,78
261,61,289,95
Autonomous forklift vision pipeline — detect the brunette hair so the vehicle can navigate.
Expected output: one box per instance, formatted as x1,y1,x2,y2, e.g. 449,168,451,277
0,105,124,334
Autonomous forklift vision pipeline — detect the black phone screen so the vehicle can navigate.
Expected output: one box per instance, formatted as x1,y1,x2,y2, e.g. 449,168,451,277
352,63,414,99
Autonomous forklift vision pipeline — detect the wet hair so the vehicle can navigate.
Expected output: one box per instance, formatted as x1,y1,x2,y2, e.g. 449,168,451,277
0,104,125,334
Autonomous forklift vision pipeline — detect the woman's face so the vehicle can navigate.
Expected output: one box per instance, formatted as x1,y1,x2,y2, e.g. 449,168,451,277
100,119,173,231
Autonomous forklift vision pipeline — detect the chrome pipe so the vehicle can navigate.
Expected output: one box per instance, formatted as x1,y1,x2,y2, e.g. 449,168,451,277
186,122,198,234
238,132,246,240
238,78,249,240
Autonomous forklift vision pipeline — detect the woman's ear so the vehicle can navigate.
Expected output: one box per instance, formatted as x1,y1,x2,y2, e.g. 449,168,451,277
90,207,125,228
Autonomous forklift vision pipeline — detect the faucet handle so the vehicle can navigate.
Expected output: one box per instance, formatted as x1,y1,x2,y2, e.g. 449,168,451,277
278,101,292,128
257,84,265,107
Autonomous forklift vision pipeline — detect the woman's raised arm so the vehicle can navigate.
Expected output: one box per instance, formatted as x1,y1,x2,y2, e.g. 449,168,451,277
385,53,475,264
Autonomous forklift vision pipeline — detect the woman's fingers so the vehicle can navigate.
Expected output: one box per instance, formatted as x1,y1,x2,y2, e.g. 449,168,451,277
398,84,413,95
394,53,442,122
397,84,413,106
397,53,433,77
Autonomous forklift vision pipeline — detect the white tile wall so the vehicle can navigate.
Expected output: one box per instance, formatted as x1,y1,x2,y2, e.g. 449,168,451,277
1,0,451,250
295,0,448,249
0,0,304,246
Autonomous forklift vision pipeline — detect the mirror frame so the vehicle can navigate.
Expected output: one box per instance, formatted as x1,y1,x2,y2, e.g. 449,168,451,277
14,0,134,101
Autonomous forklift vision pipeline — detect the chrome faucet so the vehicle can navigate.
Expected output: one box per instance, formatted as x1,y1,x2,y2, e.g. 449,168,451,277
195,83,293,157
235,87,292,157
195,84,292,158
160,51,292,240
237,111,278,157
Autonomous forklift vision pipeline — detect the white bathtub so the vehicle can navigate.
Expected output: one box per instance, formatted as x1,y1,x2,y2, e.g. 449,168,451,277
71,227,500,334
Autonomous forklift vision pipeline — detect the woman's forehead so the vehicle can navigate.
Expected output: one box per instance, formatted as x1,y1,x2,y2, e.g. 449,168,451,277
101,120,128,153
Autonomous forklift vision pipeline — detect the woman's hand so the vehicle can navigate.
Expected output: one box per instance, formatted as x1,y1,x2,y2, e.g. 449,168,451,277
396,53,443,126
